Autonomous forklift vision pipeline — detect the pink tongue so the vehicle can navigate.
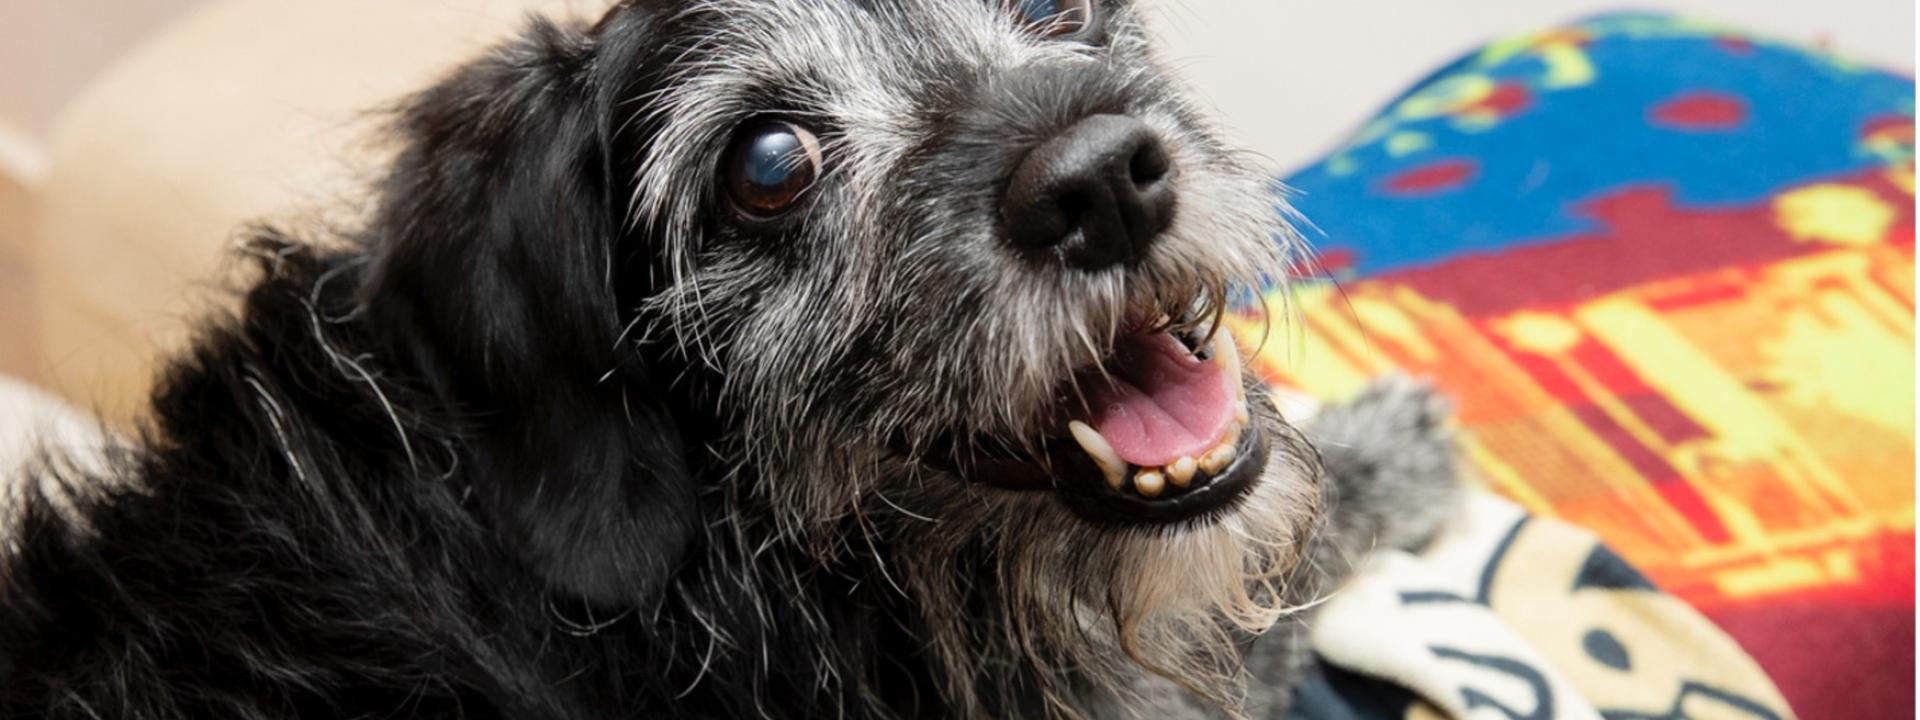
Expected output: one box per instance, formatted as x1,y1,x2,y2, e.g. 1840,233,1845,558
1076,332,1236,468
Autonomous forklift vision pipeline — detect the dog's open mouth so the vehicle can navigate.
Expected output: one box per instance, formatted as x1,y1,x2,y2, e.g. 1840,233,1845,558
942,317,1266,526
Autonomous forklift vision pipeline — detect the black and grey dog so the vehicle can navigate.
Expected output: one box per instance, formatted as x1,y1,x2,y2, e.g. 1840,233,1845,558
0,1,1457,717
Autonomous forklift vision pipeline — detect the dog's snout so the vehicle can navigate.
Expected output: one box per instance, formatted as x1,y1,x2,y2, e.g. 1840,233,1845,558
1001,114,1175,269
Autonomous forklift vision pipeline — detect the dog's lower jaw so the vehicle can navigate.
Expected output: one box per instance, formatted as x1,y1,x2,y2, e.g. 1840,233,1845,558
942,332,1274,528
884,400,1324,717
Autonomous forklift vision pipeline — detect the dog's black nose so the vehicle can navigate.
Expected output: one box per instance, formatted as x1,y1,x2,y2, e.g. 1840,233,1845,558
1001,114,1175,269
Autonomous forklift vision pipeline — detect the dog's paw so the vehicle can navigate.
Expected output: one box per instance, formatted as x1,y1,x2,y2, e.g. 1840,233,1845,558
1305,375,1462,556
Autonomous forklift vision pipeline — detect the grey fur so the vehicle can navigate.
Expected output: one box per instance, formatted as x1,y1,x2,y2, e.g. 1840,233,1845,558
1243,378,1463,718
1307,377,1464,561
624,0,1306,712
605,1,1461,716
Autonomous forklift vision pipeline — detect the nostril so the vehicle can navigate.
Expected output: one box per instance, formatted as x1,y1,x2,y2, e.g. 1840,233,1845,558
1128,140,1171,189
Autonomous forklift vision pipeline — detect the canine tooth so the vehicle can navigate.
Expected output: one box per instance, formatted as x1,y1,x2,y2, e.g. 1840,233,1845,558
1069,420,1128,490
1214,334,1244,400
1167,457,1197,487
1134,470,1166,497
1234,399,1250,425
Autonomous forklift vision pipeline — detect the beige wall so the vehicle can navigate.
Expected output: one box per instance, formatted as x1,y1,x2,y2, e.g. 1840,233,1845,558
0,0,206,178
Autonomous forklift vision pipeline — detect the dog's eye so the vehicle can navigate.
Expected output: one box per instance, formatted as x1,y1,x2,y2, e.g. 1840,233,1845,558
1009,0,1092,37
724,120,824,218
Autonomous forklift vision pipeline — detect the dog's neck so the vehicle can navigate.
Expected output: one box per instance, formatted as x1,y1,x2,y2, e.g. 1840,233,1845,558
360,239,1045,715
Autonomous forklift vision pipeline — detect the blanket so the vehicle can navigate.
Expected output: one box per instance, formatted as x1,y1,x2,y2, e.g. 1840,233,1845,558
1226,13,1914,719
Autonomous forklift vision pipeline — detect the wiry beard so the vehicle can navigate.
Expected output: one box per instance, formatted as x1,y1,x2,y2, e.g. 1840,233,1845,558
615,2,1322,707
654,150,1304,533
641,140,1317,713
686,328,1325,717
884,407,1323,718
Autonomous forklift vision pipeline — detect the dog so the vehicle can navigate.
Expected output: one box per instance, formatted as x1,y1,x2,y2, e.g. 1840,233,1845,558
0,1,1458,717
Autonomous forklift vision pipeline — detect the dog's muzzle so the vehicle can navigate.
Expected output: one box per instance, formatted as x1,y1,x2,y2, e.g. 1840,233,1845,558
956,326,1267,527
937,113,1268,526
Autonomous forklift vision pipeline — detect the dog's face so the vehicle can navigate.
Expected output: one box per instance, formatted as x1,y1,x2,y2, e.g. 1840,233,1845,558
621,0,1320,706
370,0,1321,713
637,0,1301,516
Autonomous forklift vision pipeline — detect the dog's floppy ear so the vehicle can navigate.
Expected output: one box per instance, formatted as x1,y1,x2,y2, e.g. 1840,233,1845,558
360,12,695,607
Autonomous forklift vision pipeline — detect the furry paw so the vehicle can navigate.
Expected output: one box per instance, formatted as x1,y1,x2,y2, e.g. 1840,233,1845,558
1306,375,1462,557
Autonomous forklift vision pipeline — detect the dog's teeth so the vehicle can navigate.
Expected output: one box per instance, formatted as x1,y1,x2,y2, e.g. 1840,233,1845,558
1167,457,1197,487
1214,334,1244,400
1134,470,1166,498
1199,444,1236,475
1233,399,1250,425
1199,425,1241,475
1068,420,1128,490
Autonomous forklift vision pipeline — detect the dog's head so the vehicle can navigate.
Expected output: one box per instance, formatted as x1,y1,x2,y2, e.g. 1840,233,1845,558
364,0,1320,712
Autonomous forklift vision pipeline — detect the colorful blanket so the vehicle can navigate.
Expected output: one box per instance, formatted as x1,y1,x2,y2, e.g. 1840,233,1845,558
1227,13,1914,719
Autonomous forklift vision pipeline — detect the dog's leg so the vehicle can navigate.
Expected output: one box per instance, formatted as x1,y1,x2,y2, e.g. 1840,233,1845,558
1239,376,1464,718
1307,376,1462,560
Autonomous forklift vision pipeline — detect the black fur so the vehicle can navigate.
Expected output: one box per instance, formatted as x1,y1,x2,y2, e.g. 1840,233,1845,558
0,237,917,717
0,4,1459,718
1,10,912,718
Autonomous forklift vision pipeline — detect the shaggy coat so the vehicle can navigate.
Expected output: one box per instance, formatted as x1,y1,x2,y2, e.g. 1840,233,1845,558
0,2,1458,718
